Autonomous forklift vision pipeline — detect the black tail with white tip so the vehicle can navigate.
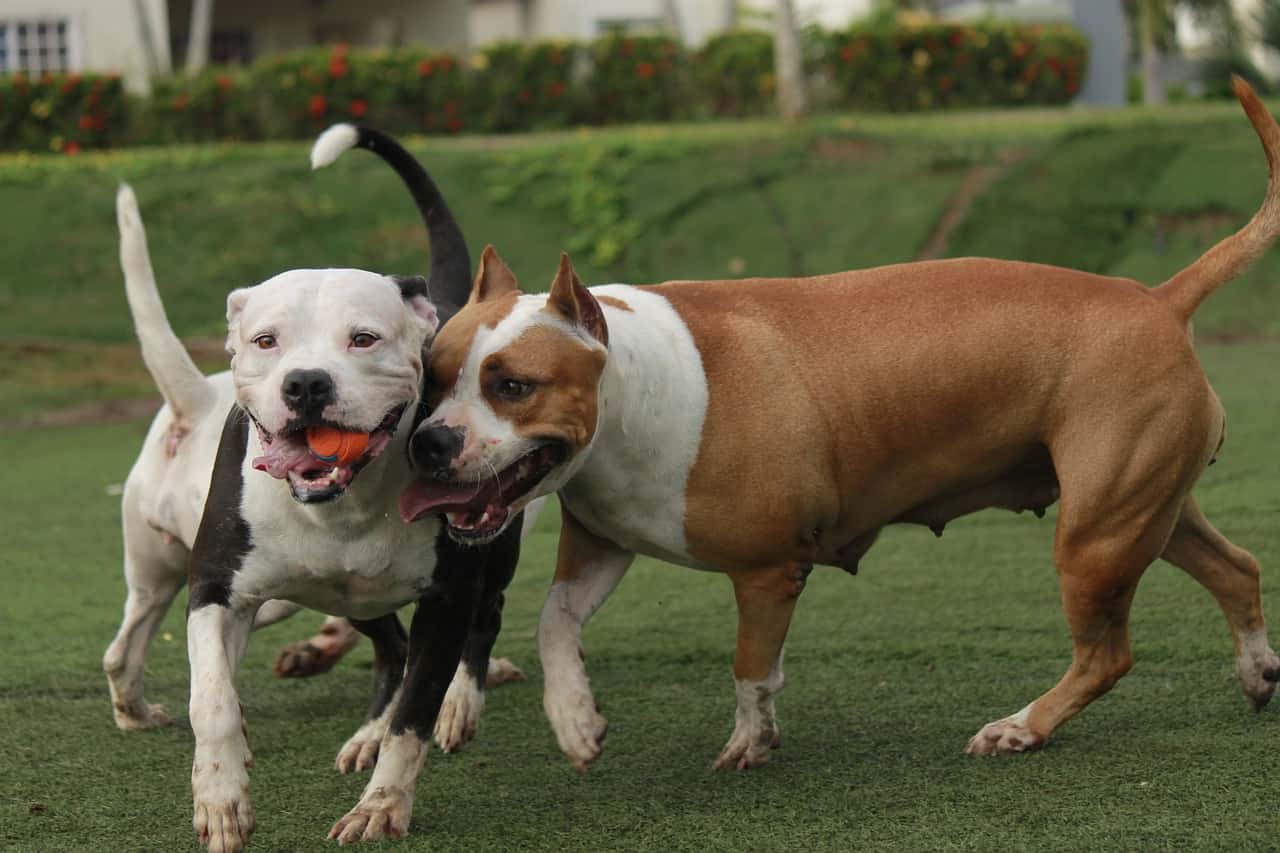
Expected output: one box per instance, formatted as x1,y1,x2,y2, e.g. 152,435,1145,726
311,123,472,326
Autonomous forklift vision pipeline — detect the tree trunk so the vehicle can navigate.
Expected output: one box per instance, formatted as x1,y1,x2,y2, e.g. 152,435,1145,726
1140,0,1166,105
774,0,808,121
186,0,214,74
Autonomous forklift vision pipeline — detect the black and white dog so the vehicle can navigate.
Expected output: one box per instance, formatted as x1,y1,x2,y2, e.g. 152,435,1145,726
108,127,540,850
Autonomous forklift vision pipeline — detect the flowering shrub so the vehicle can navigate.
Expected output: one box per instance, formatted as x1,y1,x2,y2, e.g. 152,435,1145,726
0,20,1091,153
251,44,467,139
142,69,254,143
827,21,1088,111
584,34,689,124
693,30,775,117
0,72,126,152
471,41,579,131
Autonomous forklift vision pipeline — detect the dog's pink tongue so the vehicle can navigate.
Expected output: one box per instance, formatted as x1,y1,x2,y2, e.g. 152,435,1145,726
252,441,318,480
399,479,489,523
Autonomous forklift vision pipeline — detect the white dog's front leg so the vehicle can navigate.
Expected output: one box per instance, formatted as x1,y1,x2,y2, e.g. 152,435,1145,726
189,603,256,853
537,516,634,772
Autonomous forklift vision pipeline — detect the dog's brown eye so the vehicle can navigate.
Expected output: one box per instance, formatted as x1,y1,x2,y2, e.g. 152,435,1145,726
253,334,276,350
495,378,535,400
351,332,379,349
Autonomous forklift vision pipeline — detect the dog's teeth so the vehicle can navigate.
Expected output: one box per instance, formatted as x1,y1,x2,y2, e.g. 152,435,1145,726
331,467,341,478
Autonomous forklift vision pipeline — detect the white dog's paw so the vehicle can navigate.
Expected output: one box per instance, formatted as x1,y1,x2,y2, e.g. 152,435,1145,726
328,786,413,844
485,656,526,688
335,719,387,774
434,672,484,753
193,789,255,853
545,678,608,772
113,701,173,731
711,719,779,771
965,715,1047,756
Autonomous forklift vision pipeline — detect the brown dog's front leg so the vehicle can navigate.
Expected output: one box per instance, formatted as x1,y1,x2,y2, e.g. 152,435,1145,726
712,564,810,771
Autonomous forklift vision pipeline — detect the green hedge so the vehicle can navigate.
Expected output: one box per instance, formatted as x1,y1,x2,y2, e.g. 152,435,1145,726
0,72,127,153
0,20,1091,153
828,21,1088,110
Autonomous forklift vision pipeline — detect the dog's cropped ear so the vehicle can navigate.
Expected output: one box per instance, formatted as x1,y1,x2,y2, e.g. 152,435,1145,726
467,245,519,305
391,275,440,338
545,252,607,347
225,287,251,356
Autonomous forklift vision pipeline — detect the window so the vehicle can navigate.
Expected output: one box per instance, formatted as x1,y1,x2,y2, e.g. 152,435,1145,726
0,18,76,74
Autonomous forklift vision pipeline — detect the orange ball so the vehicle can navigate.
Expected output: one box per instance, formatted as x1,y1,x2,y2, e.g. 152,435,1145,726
305,426,370,467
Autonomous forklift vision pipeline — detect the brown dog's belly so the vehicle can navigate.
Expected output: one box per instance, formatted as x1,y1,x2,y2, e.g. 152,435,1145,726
659,257,1208,574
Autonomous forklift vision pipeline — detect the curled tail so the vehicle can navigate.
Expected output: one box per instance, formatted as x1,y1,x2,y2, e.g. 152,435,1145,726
311,123,472,326
1156,77,1280,321
117,184,216,419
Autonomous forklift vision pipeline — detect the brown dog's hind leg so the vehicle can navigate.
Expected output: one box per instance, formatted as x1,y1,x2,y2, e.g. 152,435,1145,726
1162,497,1280,707
712,564,810,771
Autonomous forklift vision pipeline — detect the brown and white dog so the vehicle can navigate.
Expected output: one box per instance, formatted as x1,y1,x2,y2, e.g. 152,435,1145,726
400,78,1280,771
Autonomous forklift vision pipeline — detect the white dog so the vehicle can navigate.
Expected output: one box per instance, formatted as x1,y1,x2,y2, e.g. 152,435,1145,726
105,125,541,851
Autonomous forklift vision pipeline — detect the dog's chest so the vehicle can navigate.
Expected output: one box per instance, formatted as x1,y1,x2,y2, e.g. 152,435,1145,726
234,514,442,619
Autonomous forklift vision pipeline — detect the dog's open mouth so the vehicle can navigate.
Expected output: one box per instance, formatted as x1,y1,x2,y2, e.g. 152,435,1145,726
250,404,406,503
397,442,565,541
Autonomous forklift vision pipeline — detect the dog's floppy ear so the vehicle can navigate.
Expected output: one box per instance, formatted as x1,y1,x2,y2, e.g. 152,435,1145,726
467,245,519,305
544,252,607,347
391,274,440,338
225,287,251,355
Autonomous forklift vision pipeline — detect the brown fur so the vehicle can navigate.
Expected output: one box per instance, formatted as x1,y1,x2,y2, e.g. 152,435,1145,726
437,79,1280,762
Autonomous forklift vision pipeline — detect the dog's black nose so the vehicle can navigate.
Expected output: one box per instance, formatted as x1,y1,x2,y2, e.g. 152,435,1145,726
410,423,464,474
281,369,335,414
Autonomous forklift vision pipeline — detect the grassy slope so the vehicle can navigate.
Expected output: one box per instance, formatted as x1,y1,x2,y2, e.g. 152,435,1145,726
2,101,1280,850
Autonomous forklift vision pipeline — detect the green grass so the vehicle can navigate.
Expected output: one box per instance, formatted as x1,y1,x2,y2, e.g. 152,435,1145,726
2,344,1279,851
2,100,1280,850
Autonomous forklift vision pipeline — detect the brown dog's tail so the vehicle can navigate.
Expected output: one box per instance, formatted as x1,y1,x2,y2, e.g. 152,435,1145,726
1155,77,1280,322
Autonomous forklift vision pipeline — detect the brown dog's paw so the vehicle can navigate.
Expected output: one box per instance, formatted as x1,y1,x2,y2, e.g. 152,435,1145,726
964,715,1047,756
272,620,360,678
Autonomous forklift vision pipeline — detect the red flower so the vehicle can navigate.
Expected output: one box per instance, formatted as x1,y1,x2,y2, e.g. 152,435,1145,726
635,61,655,79
60,74,82,95
78,114,94,131
216,74,233,91
547,81,567,98
64,141,81,155
1011,40,1029,59
349,98,368,117
438,55,455,72
91,113,106,131
172,93,190,111
417,58,435,77
1065,76,1080,95
840,44,856,63
948,29,965,48
446,116,462,133
443,100,459,115
517,88,532,104
621,39,634,57
309,94,327,118
329,56,349,78
87,91,101,106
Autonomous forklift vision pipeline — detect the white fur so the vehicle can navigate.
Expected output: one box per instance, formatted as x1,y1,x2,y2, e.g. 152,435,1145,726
713,655,784,770
557,286,710,567
434,664,483,752
538,547,634,771
227,268,435,438
188,605,256,853
336,685,402,774
329,732,426,844
310,123,359,170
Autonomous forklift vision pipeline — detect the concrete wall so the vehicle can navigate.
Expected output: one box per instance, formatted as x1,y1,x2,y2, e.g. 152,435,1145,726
0,0,170,92
167,0,469,60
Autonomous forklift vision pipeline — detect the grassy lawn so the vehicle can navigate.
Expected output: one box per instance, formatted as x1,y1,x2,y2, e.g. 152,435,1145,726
2,101,1279,851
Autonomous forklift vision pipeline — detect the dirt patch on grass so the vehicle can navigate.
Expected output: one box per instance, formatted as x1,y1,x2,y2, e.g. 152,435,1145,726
810,137,886,163
916,148,1029,261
